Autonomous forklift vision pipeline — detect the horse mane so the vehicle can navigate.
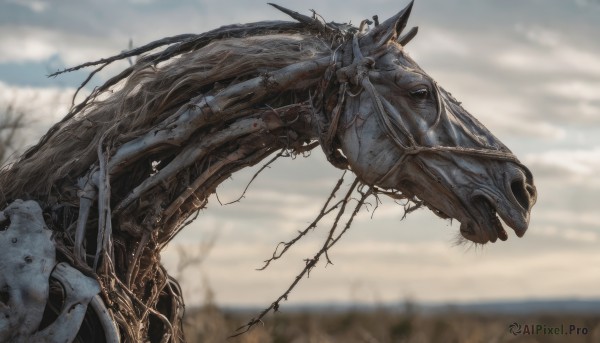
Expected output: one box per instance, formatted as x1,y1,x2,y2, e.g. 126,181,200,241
0,5,453,341
0,21,340,204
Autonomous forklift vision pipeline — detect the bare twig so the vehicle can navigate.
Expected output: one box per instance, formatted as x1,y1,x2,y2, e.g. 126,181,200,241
233,178,372,337
0,105,25,165
223,149,285,205
48,34,198,78
74,174,97,265
94,129,115,271
257,171,347,270
174,232,217,283
327,186,372,249
322,178,360,265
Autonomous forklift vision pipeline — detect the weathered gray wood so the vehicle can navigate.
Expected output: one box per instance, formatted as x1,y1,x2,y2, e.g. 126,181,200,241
0,1,537,341
0,200,55,342
31,263,100,343
0,201,100,343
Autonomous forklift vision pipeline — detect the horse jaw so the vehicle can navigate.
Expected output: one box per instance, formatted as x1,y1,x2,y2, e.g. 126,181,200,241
398,158,536,244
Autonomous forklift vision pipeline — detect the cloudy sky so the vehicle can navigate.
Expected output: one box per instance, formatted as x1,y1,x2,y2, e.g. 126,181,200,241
1,0,599,308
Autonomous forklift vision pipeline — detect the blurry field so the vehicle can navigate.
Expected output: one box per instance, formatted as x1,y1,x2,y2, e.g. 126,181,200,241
182,304,600,343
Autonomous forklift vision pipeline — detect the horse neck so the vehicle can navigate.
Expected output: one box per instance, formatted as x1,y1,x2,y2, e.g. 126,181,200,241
97,58,332,300
0,35,336,292
107,55,331,245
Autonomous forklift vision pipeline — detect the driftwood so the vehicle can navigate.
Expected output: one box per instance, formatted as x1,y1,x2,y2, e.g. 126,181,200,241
0,1,536,342
0,200,100,343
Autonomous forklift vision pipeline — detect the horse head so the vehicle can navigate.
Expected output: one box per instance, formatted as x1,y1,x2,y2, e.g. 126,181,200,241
334,2,537,244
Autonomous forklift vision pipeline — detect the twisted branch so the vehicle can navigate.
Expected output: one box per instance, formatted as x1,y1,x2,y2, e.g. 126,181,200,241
257,171,347,270
232,177,372,337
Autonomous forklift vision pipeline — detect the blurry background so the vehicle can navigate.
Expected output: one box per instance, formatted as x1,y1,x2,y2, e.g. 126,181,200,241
1,0,599,321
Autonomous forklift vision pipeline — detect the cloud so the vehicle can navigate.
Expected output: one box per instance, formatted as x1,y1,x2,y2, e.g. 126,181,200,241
0,26,56,63
0,81,79,161
494,40,600,77
524,146,600,178
409,27,471,60
544,80,600,103
0,25,122,65
420,24,600,128
162,235,600,306
531,225,599,243
536,209,600,230
515,24,561,48
203,189,325,236
6,0,48,13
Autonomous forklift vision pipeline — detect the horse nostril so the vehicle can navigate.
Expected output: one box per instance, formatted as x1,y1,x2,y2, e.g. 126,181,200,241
510,179,531,210
526,184,537,206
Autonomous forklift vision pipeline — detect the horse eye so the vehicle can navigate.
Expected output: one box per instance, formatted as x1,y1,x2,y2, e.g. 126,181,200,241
410,88,429,100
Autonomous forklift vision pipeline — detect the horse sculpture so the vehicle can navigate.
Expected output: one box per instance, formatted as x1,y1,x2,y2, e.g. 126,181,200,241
0,2,536,342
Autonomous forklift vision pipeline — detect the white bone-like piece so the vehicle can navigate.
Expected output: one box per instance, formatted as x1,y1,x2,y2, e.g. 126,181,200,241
0,200,55,342
31,263,101,343
0,200,101,343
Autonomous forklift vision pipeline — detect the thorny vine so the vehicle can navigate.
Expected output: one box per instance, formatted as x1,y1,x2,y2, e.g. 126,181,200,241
229,164,421,336
232,174,376,337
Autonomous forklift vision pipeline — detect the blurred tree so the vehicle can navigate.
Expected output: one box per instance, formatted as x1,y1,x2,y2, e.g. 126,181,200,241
0,105,25,166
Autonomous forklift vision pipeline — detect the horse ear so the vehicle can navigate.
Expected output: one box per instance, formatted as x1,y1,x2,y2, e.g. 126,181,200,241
366,0,414,46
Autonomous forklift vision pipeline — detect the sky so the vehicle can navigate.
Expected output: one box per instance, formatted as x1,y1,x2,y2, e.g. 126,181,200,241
1,0,599,308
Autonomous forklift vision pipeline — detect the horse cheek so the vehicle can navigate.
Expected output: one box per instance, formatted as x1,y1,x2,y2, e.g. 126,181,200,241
339,99,400,186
